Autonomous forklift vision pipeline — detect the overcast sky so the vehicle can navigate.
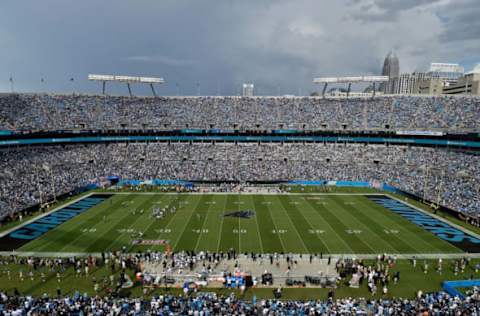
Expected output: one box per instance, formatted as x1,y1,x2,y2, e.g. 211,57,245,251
0,0,478,95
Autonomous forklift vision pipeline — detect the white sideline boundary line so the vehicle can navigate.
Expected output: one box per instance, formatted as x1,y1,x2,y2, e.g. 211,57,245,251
2,191,480,258
1,251,479,260
105,192,375,195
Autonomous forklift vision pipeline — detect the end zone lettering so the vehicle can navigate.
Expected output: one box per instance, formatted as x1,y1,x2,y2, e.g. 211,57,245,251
10,197,107,240
367,195,480,253
0,194,111,251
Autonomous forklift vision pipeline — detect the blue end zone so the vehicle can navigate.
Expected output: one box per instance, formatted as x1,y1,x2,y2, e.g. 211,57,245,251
367,195,480,253
442,280,480,299
0,194,112,251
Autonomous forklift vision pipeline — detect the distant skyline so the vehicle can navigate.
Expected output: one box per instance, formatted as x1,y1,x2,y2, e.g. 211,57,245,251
0,0,478,95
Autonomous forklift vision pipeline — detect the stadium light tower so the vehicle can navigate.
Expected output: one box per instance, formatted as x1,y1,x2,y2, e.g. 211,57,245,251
88,74,165,97
313,76,389,98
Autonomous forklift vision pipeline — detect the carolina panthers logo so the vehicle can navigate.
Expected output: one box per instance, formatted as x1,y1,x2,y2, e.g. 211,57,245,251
224,210,255,219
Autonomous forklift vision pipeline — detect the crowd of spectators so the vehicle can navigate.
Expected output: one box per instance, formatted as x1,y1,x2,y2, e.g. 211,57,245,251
0,94,479,131
1,142,478,220
1,252,480,314
1,289,479,314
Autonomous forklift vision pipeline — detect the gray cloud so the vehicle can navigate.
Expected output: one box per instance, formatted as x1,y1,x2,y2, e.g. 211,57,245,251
348,0,444,22
438,0,480,42
126,55,197,66
0,0,478,95
373,0,442,11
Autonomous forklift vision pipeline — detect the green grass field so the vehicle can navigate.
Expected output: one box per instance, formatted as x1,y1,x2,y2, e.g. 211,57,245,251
2,259,479,299
17,193,463,254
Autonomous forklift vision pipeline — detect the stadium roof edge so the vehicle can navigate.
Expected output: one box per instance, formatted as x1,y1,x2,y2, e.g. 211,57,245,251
1,92,479,99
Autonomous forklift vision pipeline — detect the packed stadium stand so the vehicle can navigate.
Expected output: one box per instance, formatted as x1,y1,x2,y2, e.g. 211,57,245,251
0,94,479,131
1,142,479,220
0,93,479,218
0,290,479,314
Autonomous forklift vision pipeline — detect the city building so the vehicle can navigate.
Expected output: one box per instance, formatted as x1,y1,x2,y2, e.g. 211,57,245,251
416,78,444,95
413,63,464,95
428,63,464,83
242,83,254,96
389,72,428,94
442,64,480,95
381,51,400,94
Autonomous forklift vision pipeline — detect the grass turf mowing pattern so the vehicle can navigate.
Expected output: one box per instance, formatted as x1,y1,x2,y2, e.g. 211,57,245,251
18,193,462,254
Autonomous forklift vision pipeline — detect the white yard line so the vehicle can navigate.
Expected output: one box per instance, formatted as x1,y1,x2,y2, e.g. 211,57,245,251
56,195,151,253
238,216,241,253
322,197,377,254
215,196,227,252
172,197,203,249
152,195,186,245
251,197,265,253
357,197,446,253
287,196,332,254
265,201,288,253
236,194,242,253
157,196,200,246
194,197,217,251
330,197,399,254
102,195,170,251
272,196,310,253
301,198,354,253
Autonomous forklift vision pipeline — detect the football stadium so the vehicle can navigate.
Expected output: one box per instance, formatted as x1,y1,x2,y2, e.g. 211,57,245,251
1,94,480,314
1,1,480,314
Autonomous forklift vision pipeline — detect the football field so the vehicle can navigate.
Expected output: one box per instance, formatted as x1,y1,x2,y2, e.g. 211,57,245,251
15,193,466,255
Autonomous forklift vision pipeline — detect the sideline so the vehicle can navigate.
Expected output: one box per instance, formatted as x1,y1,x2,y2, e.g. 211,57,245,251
105,191,378,195
1,251,479,259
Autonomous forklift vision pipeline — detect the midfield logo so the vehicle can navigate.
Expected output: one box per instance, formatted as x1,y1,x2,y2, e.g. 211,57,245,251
224,210,255,219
